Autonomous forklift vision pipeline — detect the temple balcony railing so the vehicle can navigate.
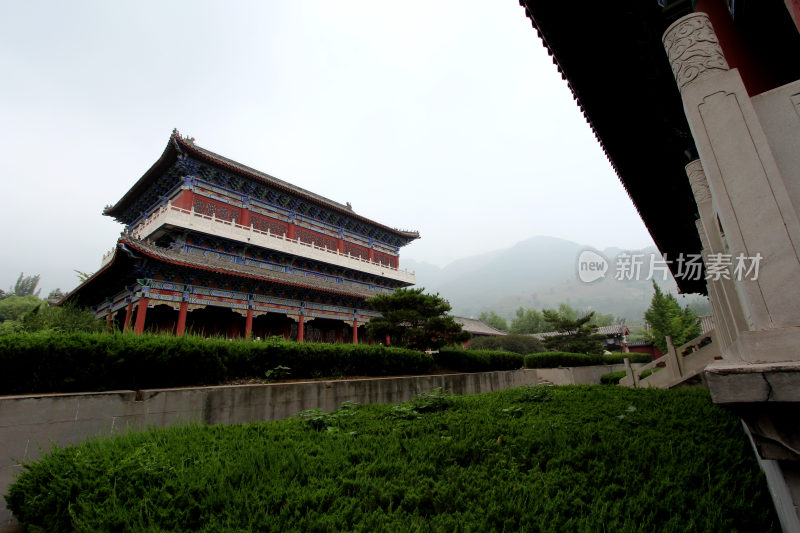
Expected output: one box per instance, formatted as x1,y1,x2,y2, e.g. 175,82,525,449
620,330,720,389
129,202,416,285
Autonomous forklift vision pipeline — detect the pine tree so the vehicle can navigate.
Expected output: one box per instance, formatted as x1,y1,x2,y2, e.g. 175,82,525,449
644,282,702,353
365,288,470,351
540,309,605,353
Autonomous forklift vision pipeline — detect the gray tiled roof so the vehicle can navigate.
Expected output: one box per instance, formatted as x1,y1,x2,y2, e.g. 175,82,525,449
531,324,629,341
453,317,507,336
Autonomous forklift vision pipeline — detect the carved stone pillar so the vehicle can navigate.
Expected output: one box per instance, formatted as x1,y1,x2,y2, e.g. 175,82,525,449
665,12,800,342
686,159,747,352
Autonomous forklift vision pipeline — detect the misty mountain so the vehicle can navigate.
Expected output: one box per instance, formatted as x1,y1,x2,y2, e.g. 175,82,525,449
402,235,707,321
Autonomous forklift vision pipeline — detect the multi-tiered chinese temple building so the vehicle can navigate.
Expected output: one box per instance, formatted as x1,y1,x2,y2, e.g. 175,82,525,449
65,130,419,342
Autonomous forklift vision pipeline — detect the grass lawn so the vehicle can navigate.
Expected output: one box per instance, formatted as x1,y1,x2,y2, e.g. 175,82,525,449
6,386,778,532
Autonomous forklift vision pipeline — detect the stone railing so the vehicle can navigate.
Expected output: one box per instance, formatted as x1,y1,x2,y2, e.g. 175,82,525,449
620,329,719,388
129,203,416,284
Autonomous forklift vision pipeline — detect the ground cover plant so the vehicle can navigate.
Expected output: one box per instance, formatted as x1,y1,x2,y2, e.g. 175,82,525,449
6,386,778,532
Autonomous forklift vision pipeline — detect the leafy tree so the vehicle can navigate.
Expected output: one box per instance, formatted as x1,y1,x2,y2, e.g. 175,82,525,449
11,273,41,297
0,295,42,322
554,303,616,327
47,289,65,303
467,334,544,355
75,270,92,283
540,309,605,354
365,288,470,351
19,303,103,334
478,311,508,331
591,309,616,327
644,282,702,354
509,307,548,334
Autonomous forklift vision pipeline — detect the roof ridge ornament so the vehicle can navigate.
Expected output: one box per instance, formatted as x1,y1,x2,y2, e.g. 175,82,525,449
663,12,729,91
171,128,195,145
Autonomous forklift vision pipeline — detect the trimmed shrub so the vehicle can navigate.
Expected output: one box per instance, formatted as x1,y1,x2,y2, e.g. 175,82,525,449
524,351,604,368
466,334,544,354
524,351,651,368
435,348,523,372
0,332,542,395
640,367,664,379
600,370,627,385
0,332,435,395
602,352,652,364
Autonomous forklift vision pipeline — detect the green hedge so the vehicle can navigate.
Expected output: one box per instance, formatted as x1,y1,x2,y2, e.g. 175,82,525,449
524,351,651,369
434,348,523,372
602,352,652,364
600,370,627,385
0,332,434,395
0,333,535,395
466,334,544,354
5,387,778,532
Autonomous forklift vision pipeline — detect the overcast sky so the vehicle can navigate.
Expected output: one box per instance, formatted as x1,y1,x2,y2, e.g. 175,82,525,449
0,1,656,296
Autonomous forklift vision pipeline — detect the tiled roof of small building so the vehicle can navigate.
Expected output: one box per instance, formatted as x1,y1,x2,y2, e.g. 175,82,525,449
531,324,629,340
453,317,507,336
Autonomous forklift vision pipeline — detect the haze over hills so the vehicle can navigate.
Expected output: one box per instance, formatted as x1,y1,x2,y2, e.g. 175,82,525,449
403,235,708,321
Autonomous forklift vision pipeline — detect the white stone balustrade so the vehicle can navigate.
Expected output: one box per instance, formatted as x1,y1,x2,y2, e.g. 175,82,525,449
129,203,416,284
620,330,720,389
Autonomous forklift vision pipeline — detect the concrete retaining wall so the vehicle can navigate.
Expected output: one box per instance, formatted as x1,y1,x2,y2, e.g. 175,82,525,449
536,363,642,386
0,365,631,526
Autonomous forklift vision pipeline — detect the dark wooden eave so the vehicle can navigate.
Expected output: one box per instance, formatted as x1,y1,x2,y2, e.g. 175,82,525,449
63,236,380,308
519,0,707,294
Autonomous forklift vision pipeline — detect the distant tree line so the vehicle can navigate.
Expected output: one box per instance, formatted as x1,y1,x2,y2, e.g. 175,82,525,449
478,303,617,335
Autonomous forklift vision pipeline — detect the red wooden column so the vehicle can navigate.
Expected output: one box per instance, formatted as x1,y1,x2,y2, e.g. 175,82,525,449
239,200,251,228
368,248,375,263
693,0,775,95
352,322,358,344
287,219,296,240
297,315,305,343
134,297,149,334
176,301,189,336
245,308,254,339
123,301,134,333
385,334,391,346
